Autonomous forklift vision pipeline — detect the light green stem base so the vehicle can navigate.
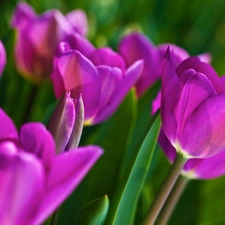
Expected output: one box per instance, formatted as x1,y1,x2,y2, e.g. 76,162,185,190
142,154,187,225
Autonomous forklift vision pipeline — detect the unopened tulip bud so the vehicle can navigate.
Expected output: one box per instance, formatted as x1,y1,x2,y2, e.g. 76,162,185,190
47,92,84,153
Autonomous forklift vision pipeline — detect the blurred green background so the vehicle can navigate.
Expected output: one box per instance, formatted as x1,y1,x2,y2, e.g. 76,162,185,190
1,0,225,225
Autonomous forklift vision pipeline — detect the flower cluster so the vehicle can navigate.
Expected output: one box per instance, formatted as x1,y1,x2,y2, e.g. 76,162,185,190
0,1,225,225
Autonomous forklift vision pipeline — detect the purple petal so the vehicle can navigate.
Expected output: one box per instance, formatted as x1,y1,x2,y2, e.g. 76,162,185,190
88,47,126,73
47,92,75,153
92,60,143,124
52,50,101,119
119,32,160,97
33,146,103,225
66,10,88,36
161,47,180,144
0,109,18,141
0,149,45,225
0,41,6,77
179,93,225,158
11,2,36,29
197,53,212,63
151,91,161,115
65,33,95,58
20,123,55,171
175,71,217,138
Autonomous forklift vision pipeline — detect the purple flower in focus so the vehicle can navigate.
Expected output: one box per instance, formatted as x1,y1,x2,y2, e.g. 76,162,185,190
119,32,211,98
161,47,225,159
159,130,225,179
51,33,143,125
0,108,103,225
11,2,88,83
0,41,6,77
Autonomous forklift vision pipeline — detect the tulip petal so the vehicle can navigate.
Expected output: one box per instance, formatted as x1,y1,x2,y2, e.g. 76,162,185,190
175,70,217,137
89,47,126,73
53,51,101,119
0,109,18,140
119,32,160,97
65,33,95,58
48,93,76,153
179,93,225,158
11,2,36,29
66,10,88,36
33,146,103,225
0,149,45,225
161,47,180,143
20,123,55,170
0,41,6,77
93,60,143,124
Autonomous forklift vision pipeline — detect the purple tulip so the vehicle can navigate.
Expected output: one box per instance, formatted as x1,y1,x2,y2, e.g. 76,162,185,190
51,33,143,125
119,32,211,98
0,108,103,224
161,47,225,159
11,2,88,83
47,92,84,153
159,130,225,179
0,41,6,77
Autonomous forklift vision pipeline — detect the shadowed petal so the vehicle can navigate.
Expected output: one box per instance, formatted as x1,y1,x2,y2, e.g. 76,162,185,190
33,146,103,225
0,109,18,141
0,41,6,77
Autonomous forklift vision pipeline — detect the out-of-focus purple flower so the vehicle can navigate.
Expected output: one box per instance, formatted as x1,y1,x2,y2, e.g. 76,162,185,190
0,108,103,225
161,47,225,159
0,41,6,77
11,2,88,83
119,32,211,98
47,92,84,153
51,33,143,125
159,130,225,179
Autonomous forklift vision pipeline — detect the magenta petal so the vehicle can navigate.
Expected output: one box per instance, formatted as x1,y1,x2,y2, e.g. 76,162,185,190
66,10,88,36
0,109,18,141
93,60,143,124
179,93,225,158
88,47,126,73
119,32,160,97
175,71,217,137
54,51,101,119
0,41,6,77
33,146,103,225
20,123,55,170
0,150,45,225
151,91,161,115
65,33,95,58
161,47,180,143
11,2,36,29
197,53,212,63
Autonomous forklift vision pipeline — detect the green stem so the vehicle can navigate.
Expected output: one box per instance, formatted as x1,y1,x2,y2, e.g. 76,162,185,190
142,154,187,225
49,208,60,225
157,176,188,225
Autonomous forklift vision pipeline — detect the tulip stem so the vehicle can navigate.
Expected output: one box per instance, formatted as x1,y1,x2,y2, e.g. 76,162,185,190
49,209,60,225
157,176,188,225
142,153,187,225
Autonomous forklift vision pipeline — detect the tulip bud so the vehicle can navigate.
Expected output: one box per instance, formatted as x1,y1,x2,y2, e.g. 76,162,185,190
47,92,84,153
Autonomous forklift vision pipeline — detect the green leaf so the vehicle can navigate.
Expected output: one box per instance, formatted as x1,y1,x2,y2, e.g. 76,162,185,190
74,195,110,225
58,90,137,224
105,114,161,225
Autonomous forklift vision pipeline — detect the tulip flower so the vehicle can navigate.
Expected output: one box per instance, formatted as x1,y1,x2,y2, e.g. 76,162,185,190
0,108,103,225
159,130,225,179
0,41,6,77
51,33,143,125
47,92,84,153
11,2,88,83
119,32,211,98
161,47,225,159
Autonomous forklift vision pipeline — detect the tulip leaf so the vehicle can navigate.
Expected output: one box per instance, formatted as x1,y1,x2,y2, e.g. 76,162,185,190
105,114,161,225
58,90,137,224
74,195,109,225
